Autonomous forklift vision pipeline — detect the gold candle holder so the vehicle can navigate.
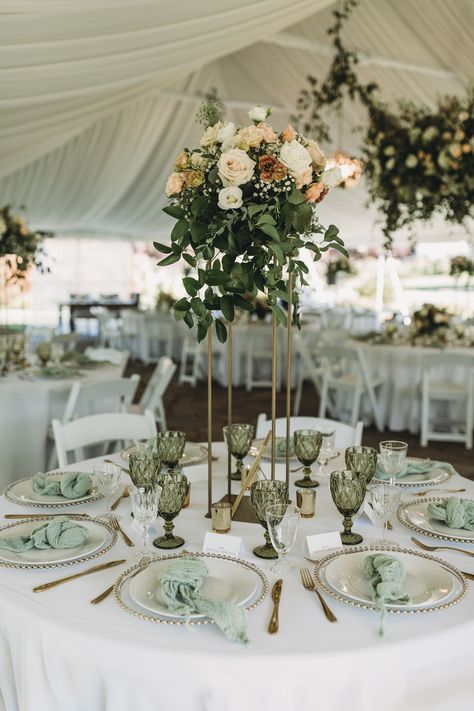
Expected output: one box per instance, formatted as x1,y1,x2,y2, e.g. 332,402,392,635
211,501,232,533
296,488,316,518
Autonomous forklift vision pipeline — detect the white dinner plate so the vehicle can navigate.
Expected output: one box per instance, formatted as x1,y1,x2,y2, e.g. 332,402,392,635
372,457,452,487
250,437,298,462
0,517,111,567
321,549,454,610
398,498,474,543
121,441,208,467
128,557,259,620
4,472,103,508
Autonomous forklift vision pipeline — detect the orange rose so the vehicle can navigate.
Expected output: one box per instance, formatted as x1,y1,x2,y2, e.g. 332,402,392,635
305,182,328,203
256,122,278,143
258,155,288,182
281,125,296,142
295,167,312,188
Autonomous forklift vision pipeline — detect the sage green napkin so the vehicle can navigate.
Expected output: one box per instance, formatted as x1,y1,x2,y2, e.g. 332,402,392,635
0,516,88,552
428,497,474,531
275,438,295,458
375,459,456,481
32,471,92,499
158,557,249,644
363,554,411,635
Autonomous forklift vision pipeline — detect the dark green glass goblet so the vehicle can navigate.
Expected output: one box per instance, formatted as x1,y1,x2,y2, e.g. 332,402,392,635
153,472,188,549
294,430,322,488
250,480,288,559
223,424,255,481
157,431,186,474
330,469,366,545
129,442,162,491
345,446,377,485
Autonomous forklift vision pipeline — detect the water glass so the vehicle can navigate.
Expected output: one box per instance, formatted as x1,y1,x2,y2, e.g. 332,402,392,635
294,430,322,488
153,472,188,549
93,462,122,515
157,431,186,473
369,483,402,547
250,480,289,559
129,442,161,490
345,446,378,485
223,423,255,481
314,427,336,478
330,469,366,545
266,503,300,575
379,441,408,483
129,485,161,556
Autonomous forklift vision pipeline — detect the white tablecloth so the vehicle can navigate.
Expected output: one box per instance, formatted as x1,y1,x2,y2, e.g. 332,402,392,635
0,444,473,711
0,365,121,487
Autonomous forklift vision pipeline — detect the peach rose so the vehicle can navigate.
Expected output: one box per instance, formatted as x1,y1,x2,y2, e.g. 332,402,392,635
235,125,264,150
295,167,313,188
256,123,278,143
306,139,325,171
305,182,327,203
174,151,189,170
165,172,185,197
281,125,296,142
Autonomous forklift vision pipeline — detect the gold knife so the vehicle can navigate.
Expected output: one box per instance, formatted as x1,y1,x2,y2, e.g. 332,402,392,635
32,559,126,593
268,579,283,634
5,513,91,519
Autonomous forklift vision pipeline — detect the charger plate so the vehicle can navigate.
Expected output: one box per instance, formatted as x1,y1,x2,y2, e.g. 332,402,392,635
121,442,208,467
372,457,453,488
114,552,268,626
4,472,104,509
398,497,474,543
250,437,298,462
0,516,116,569
314,545,467,614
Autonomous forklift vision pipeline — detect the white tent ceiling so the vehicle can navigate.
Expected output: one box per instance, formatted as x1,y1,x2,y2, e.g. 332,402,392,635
0,0,473,248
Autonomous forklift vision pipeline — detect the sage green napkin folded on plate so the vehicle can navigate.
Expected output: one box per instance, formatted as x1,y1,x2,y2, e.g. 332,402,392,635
363,553,410,635
428,497,474,531
375,459,456,481
0,516,89,552
158,557,249,644
33,471,92,499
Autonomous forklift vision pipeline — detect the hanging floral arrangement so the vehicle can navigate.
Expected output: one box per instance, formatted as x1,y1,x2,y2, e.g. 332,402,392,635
0,206,53,282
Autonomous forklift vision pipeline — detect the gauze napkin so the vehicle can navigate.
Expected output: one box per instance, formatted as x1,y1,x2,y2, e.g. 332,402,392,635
159,557,249,644
375,459,456,481
33,471,92,499
0,516,88,552
363,553,410,635
428,497,474,531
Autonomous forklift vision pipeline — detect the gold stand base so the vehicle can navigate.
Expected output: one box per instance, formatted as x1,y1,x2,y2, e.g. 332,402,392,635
218,493,259,524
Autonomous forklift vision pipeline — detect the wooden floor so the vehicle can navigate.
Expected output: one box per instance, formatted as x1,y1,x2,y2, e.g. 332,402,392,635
126,361,474,480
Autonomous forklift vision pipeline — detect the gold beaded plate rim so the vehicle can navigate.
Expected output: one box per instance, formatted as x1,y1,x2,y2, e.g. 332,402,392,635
0,515,117,569
372,458,453,488
4,472,105,509
114,552,269,626
314,545,467,614
398,497,474,543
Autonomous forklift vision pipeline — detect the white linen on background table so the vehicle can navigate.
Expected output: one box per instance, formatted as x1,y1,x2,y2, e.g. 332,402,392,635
0,443,473,711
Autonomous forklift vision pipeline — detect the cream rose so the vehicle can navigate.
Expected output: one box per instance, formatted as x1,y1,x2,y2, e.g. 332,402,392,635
217,148,256,186
218,186,243,210
165,173,185,196
217,122,236,149
200,122,222,148
295,167,313,188
320,166,343,187
279,140,312,177
248,105,270,123
235,125,263,149
305,139,326,171
256,122,278,143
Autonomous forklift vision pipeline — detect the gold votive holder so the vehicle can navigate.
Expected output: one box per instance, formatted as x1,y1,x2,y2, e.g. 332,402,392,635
296,488,316,518
211,501,232,533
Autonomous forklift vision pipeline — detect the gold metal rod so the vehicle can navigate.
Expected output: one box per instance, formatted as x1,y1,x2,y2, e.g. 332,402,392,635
271,303,277,481
227,321,233,497
286,268,292,488
207,324,213,517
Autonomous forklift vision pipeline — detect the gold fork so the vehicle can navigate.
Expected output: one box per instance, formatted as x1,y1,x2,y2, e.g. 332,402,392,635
413,488,466,497
33,559,126,592
300,568,337,622
90,554,151,604
111,487,129,511
411,536,474,558
108,513,134,547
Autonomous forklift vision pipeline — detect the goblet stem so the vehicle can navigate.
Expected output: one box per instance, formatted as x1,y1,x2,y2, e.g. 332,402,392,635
164,520,175,540
343,515,353,536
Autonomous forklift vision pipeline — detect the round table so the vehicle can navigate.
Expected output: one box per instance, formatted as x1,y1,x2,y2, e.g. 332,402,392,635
0,444,473,711
0,364,121,487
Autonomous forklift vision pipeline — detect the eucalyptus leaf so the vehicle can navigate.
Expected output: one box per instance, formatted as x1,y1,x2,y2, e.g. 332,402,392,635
171,219,189,241
158,253,181,267
215,318,227,343
220,294,235,322
153,241,172,254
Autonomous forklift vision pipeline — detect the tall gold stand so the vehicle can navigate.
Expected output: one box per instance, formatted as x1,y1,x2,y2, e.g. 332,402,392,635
206,325,213,518
227,321,232,498
271,309,277,480
285,269,292,487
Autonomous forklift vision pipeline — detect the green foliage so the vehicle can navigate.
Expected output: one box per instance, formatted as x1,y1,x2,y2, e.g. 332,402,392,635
195,88,225,128
0,206,53,281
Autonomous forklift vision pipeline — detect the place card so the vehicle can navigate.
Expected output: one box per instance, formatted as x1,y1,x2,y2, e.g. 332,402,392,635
306,531,341,557
202,532,244,558
362,499,378,526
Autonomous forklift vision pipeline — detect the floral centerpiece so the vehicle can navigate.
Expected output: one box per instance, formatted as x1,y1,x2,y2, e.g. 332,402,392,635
0,206,52,282
326,256,354,284
410,303,452,344
155,105,345,342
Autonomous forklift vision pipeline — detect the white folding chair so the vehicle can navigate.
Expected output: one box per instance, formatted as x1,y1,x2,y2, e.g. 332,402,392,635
420,353,474,449
256,413,363,449
90,306,121,347
318,345,384,431
131,357,177,430
245,324,283,392
178,334,224,386
52,410,157,467
120,310,141,355
293,332,323,415
85,347,129,375
144,317,175,362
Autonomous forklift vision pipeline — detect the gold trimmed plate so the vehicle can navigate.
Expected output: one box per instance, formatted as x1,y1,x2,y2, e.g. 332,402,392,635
4,472,104,509
121,442,208,467
398,497,474,543
250,437,298,462
314,545,467,614
372,458,453,488
114,552,269,626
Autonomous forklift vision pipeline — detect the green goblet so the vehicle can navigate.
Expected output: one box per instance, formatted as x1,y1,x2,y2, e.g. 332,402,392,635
223,424,255,481
250,480,288,559
330,469,366,545
153,472,188,549
157,431,186,474
345,446,377,485
294,430,323,488
129,442,162,491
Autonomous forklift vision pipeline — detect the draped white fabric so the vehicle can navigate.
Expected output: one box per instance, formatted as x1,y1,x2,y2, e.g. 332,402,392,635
0,0,472,245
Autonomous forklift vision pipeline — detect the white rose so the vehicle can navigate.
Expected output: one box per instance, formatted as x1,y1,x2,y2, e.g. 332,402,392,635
200,122,222,148
217,148,255,186
279,140,312,176
248,105,270,123
320,166,343,187
216,122,236,149
218,186,243,210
